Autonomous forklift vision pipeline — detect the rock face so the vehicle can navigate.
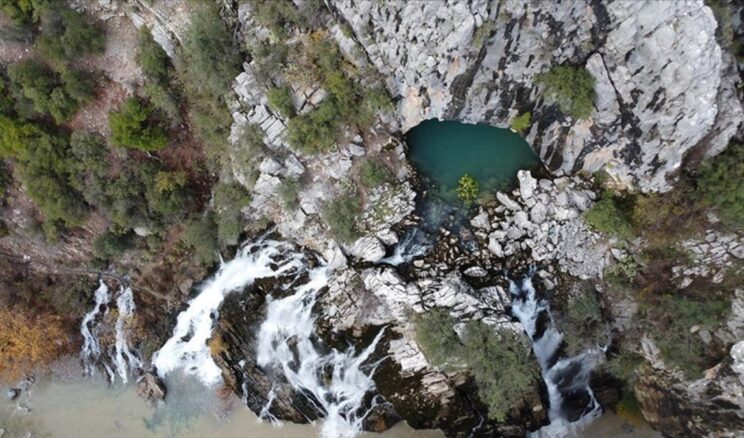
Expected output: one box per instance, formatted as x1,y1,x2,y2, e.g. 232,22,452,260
486,171,610,279
334,0,743,192
635,341,744,437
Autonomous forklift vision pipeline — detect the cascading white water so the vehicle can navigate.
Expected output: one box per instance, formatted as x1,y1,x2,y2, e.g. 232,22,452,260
80,280,110,377
114,285,142,384
379,229,430,266
509,274,603,437
256,266,386,438
152,238,306,385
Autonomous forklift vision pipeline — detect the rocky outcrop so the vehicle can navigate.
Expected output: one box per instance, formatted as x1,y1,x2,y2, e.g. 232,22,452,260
335,0,743,192
480,170,610,279
635,340,744,437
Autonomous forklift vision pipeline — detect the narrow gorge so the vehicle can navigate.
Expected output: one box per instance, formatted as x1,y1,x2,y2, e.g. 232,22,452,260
1,1,743,438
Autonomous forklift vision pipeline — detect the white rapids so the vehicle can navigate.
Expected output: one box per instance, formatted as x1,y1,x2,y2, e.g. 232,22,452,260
256,265,386,438
152,238,306,385
114,285,142,384
80,279,141,384
80,279,111,378
510,273,603,437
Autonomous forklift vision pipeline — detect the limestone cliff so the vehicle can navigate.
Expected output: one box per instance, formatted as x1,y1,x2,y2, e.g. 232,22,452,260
333,0,743,192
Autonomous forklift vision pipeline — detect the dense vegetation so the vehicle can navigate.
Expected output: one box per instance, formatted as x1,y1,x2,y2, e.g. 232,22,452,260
537,65,595,119
109,97,168,151
283,31,391,153
415,310,540,421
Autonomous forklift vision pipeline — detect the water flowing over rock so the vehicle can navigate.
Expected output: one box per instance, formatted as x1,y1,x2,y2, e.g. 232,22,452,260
80,280,111,379
256,266,387,438
80,279,141,384
510,273,603,435
152,238,306,384
114,285,142,384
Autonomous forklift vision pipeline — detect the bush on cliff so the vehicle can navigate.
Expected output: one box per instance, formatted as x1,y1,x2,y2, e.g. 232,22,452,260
415,311,540,422
414,309,463,369
322,193,361,243
462,321,540,422
182,214,219,266
537,65,595,119
584,190,634,240
696,141,744,228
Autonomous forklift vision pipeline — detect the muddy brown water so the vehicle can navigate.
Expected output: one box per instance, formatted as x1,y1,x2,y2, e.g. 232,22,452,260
1,375,660,438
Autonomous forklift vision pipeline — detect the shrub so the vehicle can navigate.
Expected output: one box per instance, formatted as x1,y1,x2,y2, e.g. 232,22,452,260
249,0,300,38
8,59,91,123
137,27,170,83
510,111,531,134
472,20,496,47
322,193,361,243
414,309,462,369
37,8,105,62
696,141,744,228
462,321,539,422
277,178,299,210
584,190,634,240
213,182,250,247
93,229,136,260
457,174,479,206
178,3,240,101
359,159,392,188
109,97,168,151
286,99,340,153
182,214,219,266
562,291,605,354
266,85,295,118
643,295,729,378
537,65,595,119
0,305,71,382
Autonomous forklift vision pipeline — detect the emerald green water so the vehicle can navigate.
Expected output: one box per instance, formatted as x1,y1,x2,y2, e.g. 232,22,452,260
407,120,541,202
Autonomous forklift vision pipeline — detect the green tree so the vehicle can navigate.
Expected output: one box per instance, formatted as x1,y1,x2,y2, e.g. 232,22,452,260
537,65,596,119
696,141,744,228
36,8,105,62
461,322,539,422
213,182,250,247
109,97,168,151
322,193,361,243
584,190,634,240
457,174,479,206
137,27,170,83
8,59,86,123
510,111,531,134
414,309,463,369
182,214,219,266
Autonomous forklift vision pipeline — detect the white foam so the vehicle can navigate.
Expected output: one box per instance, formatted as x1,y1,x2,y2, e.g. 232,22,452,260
152,239,305,385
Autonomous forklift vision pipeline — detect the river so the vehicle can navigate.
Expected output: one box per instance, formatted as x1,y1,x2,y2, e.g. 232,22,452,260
1,373,660,438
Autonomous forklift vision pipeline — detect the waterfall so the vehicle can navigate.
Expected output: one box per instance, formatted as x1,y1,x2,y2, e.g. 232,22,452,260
81,279,140,384
380,229,430,266
114,285,142,384
152,238,307,385
256,266,386,438
509,273,603,437
80,279,110,377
